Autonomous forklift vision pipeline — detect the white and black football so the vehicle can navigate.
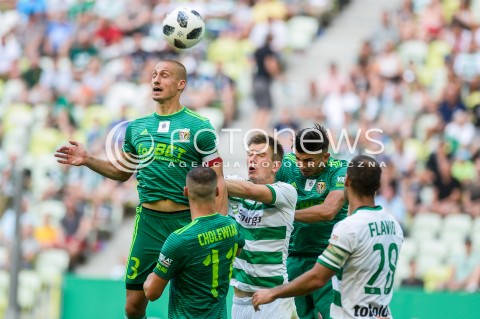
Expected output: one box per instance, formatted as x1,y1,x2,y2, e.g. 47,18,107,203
162,7,205,49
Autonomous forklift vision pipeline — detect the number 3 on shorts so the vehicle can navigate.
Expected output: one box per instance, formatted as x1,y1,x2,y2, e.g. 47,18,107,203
127,257,140,279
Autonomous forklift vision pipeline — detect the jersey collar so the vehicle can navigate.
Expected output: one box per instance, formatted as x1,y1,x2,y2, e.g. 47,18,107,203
351,205,382,216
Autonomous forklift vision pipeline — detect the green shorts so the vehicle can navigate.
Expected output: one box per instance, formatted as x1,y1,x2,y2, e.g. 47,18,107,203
125,205,191,290
287,255,333,319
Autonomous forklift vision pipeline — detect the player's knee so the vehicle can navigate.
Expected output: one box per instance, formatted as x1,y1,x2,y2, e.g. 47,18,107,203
125,297,148,318
125,303,145,318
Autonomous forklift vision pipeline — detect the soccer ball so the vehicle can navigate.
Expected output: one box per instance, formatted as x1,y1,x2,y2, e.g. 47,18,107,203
162,8,205,49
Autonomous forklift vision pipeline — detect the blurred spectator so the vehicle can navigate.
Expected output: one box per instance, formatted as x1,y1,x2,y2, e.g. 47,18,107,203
0,31,21,78
376,181,407,229
39,55,74,95
431,157,462,215
61,195,91,270
34,214,62,249
445,237,480,292
463,151,480,217
401,259,424,288
211,62,237,127
438,82,466,124
252,33,281,128
94,18,123,47
418,0,445,39
43,11,74,56
317,62,347,96
273,108,299,152
21,223,40,269
69,30,98,73
371,10,399,53
444,110,475,147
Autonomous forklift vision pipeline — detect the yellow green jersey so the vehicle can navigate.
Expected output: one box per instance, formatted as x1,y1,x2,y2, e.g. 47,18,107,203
153,213,243,319
276,154,349,255
122,107,221,205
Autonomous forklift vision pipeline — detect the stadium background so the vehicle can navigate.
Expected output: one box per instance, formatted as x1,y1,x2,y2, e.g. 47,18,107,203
0,0,480,318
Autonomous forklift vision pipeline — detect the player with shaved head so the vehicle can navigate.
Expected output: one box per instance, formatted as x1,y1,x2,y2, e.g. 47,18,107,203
55,60,227,319
144,167,242,318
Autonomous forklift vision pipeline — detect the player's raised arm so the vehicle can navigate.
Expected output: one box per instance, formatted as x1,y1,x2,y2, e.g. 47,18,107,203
211,164,228,215
54,140,134,182
294,190,345,222
225,179,274,204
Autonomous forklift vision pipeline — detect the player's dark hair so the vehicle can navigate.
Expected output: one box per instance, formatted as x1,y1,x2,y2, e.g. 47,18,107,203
295,123,329,154
347,155,382,197
187,167,217,199
163,59,187,81
248,134,284,162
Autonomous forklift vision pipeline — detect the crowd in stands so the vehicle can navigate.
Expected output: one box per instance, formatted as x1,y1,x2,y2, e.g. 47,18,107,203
0,0,345,276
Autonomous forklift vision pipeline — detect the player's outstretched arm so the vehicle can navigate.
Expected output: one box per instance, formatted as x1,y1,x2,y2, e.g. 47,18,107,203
225,179,273,204
211,164,228,214
295,190,345,223
55,140,133,182
144,272,169,301
252,263,335,311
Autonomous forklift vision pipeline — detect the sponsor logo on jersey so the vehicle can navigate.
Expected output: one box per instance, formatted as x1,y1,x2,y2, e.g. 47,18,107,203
305,179,316,191
157,121,170,133
159,253,173,268
237,208,262,226
230,203,239,215
353,305,390,318
140,129,149,136
137,142,187,162
335,176,346,187
178,128,191,141
317,181,326,193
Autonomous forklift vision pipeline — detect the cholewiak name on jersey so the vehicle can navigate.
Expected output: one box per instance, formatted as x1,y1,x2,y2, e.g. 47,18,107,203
197,223,238,246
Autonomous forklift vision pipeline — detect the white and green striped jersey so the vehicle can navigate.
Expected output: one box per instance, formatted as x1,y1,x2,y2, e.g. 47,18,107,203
318,206,404,319
228,182,297,292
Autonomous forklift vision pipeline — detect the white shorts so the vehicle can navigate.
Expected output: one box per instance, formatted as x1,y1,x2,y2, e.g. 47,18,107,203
232,295,298,319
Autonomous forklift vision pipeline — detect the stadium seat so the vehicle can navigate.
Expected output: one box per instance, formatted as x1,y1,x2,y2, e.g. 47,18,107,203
0,270,9,294
444,239,466,262
38,200,66,225
423,265,451,292
398,238,416,263
35,249,70,288
472,232,480,253
442,214,472,239
472,216,480,234
0,247,8,270
18,270,42,314
411,212,442,236
287,16,319,51
416,255,443,277
441,230,467,247
419,239,449,262
394,257,410,287
0,271,8,317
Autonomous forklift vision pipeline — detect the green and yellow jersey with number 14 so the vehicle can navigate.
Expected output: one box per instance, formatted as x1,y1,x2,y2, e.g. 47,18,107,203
154,213,244,319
